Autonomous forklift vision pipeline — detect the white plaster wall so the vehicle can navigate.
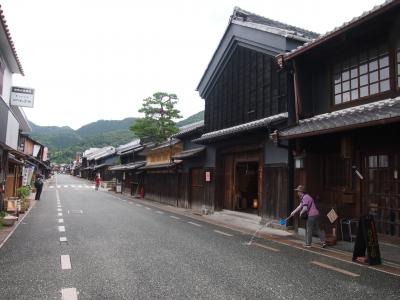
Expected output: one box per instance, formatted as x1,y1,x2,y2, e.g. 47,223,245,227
2,65,12,105
5,110,19,150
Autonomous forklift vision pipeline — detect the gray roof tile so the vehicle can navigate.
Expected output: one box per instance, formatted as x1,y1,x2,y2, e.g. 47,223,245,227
279,97,400,138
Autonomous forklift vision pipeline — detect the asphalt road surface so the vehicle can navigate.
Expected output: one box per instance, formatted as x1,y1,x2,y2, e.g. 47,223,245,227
0,174,398,300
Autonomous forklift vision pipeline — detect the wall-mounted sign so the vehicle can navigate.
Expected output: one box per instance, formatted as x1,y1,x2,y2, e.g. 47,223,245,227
11,86,35,108
205,171,211,182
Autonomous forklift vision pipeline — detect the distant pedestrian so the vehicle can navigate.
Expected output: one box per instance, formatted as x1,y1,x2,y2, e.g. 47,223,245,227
34,174,44,200
290,185,327,248
95,175,101,191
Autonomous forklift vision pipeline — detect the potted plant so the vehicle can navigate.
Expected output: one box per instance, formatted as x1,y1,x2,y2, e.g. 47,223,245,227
2,213,17,226
17,186,31,213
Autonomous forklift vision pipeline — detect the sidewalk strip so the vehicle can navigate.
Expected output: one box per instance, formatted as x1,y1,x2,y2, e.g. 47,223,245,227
214,230,233,237
170,215,180,220
188,221,202,227
58,226,66,232
61,288,78,300
61,255,72,270
252,242,280,252
311,261,359,277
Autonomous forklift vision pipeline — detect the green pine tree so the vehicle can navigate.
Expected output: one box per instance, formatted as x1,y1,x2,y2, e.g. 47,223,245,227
130,92,182,143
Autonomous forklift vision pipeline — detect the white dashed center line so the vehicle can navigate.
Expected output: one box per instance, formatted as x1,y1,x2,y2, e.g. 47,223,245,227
61,288,78,300
58,213,63,217
57,208,62,212
58,226,66,232
170,215,180,220
60,237,67,242
145,207,151,210
58,219,64,223
188,221,202,227
136,204,142,207
61,255,72,270
214,230,233,237
64,185,68,188
50,186,54,189
156,211,164,214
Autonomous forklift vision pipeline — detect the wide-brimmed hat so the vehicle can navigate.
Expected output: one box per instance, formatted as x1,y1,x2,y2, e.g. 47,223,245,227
294,185,307,193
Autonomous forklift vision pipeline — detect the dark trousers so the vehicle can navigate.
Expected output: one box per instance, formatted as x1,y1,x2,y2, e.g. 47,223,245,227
35,186,43,200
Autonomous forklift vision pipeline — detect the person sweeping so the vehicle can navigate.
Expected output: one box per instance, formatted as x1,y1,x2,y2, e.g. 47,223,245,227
290,185,327,248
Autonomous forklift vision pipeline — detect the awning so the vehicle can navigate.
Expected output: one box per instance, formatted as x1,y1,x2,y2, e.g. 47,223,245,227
94,163,112,170
139,161,182,170
108,161,146,171
27,155,51,170
171,147,205,160
193,113,287,143
277,97,400,139
8,153,24,165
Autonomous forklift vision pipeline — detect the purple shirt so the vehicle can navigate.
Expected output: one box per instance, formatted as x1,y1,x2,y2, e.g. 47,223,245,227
301,194,319,217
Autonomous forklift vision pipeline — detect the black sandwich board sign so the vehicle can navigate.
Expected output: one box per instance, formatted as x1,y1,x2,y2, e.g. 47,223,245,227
352,215,381,265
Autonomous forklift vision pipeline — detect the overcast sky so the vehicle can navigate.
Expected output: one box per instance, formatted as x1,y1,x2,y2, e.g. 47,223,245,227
2,0,385,129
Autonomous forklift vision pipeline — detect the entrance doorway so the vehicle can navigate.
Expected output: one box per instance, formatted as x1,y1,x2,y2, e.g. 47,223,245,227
190,168,204,210
235,162,259,214
363,153,400,239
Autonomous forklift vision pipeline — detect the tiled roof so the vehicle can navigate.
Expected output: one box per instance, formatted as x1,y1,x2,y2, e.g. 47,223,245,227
278,97,400,139
283,0,397,60
116,139,141,154
194,113,288,143
232,7,319,41
171,147,206,160
108,161,146,171
139,161,181,170
0,6,24,75
172,120,204,139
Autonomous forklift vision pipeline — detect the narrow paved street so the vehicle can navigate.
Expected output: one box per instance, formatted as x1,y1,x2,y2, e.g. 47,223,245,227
0,174,398,300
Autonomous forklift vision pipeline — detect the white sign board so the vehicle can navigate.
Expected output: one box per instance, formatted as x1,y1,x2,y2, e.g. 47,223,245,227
11,87,35,108
327,208,338,224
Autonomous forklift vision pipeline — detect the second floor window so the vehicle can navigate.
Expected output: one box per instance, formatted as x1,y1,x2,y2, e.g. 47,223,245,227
333,44,391,105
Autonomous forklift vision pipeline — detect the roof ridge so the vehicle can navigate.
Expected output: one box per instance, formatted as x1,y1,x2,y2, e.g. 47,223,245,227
283,0,397,59
232,6,319,39
0,5,24,75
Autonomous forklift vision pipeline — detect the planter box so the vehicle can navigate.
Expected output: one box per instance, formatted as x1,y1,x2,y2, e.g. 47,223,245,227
3,216,18,226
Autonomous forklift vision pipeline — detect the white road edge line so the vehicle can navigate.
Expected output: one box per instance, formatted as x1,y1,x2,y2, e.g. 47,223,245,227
214,230,233,237
188,221,202,227
252,242,280,252
311,261,359,277
61,255,72,270
61,288,78,300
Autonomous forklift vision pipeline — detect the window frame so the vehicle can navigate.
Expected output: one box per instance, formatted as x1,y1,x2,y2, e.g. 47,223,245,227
331,44,393,107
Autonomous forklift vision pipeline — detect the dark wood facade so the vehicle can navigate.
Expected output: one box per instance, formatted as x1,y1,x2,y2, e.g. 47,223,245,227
279,2,400,241
204,46,287,132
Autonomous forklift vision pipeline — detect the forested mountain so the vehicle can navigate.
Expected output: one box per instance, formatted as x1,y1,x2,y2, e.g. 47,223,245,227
29,112,204,163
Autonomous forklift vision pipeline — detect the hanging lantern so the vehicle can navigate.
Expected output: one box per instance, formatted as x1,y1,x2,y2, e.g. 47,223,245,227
252,199,258,209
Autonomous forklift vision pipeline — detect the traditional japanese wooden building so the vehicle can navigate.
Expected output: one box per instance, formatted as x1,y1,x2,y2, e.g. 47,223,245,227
138,139,184,206
275,0,400,241
108,139,145,195
171,121,207,212
195,7,319,220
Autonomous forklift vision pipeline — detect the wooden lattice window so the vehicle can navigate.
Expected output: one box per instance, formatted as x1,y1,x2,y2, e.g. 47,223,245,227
333,44,391,105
